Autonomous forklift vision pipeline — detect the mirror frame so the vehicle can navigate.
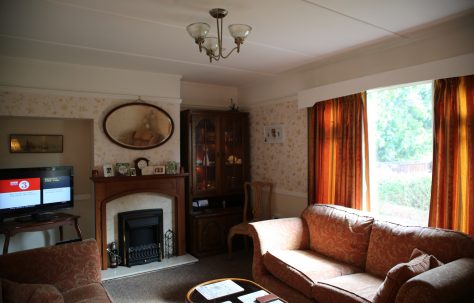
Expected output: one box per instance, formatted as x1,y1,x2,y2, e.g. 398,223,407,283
103,102,174,150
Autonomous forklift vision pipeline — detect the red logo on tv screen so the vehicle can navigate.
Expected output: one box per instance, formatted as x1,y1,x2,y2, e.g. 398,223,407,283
0,178,40,193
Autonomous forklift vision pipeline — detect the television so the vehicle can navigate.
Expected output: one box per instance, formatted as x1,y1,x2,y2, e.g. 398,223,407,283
0,166,74,222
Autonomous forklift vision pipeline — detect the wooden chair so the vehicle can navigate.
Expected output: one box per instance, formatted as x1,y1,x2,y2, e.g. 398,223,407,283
227,181,273,257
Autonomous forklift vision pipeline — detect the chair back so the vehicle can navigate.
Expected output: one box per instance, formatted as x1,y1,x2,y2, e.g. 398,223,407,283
243,181,273,223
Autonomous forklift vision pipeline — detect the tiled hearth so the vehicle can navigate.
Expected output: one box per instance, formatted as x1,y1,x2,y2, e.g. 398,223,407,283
101,254,198,281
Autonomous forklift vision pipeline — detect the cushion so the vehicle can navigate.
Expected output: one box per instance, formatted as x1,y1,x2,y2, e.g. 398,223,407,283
365,220,474,278
263,249,361,298
410,248,444,268
372,248,443,303
1,278,64,303
302,204,374,268
313,273,383,303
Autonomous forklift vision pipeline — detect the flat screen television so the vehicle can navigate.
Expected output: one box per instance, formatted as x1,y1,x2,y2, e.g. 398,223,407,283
0,166,74,222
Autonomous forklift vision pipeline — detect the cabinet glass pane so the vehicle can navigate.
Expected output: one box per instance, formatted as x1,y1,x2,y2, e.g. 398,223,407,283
222,118,244,191
194,118,217,193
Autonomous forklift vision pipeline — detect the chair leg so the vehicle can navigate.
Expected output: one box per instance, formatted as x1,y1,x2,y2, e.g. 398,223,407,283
227,231,234,259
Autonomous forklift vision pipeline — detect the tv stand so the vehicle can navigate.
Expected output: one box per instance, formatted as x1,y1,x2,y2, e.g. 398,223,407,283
0,212,82,254
14,212,56,223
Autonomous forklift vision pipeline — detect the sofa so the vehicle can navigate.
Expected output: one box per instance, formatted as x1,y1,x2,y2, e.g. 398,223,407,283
249,204,474,303
0,239,112,303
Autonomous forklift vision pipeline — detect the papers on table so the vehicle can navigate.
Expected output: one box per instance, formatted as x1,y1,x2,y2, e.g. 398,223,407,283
238,290,284,303
195,279,244,300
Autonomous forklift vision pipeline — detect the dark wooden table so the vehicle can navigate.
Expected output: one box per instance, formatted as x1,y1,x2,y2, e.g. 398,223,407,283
186,277,286,303
0,212,82,254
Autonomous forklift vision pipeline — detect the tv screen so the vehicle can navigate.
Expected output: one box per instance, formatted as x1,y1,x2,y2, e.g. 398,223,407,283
0,166,73,221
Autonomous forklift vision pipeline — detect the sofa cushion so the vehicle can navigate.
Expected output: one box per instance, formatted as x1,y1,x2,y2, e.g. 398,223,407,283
365,220,474,277
372,251,437,303
1,278,64,303
61,283,111,303
263,249,361,298
312,273,383,303
302,204,374,268
410,248,444,268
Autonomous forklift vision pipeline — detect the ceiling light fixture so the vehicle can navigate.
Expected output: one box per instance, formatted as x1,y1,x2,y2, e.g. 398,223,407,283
186,8,252,63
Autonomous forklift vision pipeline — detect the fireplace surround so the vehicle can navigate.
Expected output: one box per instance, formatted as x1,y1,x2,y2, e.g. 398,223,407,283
91,174,188,269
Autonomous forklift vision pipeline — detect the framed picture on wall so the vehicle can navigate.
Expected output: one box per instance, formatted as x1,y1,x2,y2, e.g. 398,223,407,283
9,134,63,153
263,125,284,144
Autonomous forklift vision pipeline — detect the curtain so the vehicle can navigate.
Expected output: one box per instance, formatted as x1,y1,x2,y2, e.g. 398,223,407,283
429,75,474,236
308,92,369,210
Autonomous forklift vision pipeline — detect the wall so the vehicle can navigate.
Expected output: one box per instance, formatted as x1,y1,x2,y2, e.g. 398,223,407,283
180,81,238,110
241,13,474,218
0,57,182,252
249,99,308,217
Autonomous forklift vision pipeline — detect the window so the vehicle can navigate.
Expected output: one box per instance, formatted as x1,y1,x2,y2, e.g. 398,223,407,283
366,82,433,226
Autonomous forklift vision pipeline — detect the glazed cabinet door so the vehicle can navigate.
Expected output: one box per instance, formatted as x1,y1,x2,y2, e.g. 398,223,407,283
191,114,220,196
221,115,248,193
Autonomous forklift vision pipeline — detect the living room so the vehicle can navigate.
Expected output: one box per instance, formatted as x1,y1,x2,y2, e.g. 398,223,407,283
0,1,473,303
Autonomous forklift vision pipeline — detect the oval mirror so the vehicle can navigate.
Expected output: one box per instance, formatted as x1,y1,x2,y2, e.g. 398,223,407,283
103,102,174,149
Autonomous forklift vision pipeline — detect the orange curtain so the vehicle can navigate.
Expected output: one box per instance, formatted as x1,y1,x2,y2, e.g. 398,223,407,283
429,75,474,236
308,92,368,210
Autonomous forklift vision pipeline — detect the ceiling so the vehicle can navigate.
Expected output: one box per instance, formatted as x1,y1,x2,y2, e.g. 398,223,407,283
1,0,473,87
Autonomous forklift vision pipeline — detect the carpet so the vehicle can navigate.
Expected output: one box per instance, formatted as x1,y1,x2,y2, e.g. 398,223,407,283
103,249,253,302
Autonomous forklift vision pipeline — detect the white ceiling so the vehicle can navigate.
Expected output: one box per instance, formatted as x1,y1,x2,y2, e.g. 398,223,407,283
1,0,473,87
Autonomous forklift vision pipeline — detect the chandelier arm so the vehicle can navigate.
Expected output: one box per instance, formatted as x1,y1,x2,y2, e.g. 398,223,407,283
220,46,239,59
201,45,220,61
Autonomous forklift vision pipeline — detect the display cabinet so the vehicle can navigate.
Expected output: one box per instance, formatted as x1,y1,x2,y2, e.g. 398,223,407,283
181,110,249,256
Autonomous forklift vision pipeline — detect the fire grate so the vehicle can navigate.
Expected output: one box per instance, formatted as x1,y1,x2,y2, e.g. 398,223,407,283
118,208,163,267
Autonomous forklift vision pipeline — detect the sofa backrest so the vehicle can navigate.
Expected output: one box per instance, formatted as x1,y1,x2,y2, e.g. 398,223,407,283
365,220,474,277
302,204,375,269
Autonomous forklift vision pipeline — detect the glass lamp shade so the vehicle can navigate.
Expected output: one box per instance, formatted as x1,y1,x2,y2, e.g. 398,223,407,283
204,37,218,52
186,22,210,39
228,24,252,39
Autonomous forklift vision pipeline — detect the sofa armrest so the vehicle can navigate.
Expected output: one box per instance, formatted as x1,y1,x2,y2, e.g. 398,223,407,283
395,258,474,303
0,239,102,292
249,218,309,280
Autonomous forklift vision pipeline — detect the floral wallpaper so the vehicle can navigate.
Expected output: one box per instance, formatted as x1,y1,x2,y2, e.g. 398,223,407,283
249,100,307,194
0,91,180,168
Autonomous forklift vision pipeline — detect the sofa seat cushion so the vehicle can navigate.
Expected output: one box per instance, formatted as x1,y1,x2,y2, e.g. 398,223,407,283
263,249,362,298
302,204,374,268
312,273,383,303
365,220,474,278
62,283,111,303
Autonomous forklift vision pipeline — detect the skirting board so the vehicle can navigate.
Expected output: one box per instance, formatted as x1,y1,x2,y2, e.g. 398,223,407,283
101,254,198,281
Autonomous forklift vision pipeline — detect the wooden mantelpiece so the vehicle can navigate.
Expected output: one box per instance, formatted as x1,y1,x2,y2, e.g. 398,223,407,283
91,174,189,269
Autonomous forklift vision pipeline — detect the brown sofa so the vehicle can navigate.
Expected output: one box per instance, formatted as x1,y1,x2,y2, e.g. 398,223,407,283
250,204,474,303
0,239,112,303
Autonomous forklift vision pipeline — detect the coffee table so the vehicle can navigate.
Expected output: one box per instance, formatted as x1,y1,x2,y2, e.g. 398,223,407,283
186,277,286,303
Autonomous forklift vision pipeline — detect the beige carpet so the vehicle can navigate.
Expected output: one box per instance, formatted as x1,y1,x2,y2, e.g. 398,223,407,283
103,249,253,302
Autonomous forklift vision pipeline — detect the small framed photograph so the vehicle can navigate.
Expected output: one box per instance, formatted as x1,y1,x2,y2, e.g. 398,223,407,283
141,166,154,175
129,167,137,176
115,163,130,176
153,165,166,175
165,161,178,174
264,124,284,144
103,164,114,177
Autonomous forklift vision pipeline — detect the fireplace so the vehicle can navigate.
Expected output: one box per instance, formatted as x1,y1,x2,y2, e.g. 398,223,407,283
91,174,188,269
118,209,163,267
